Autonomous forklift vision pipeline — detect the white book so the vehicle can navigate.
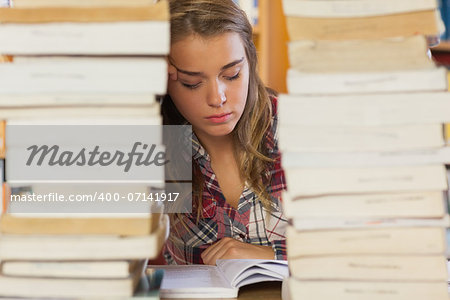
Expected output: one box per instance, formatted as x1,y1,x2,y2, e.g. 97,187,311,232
0,57,167,94
282,190,447,219
289,255,447,281
0,260,145,298
288,36,434,73
0,105,161,120
286,226,447,256
287,67,448,95
291,216,450,230
5,115,162,126
155,259,288,298
278,92,450,126
286,278,448,300
279,124,444,152
281,147,450,168
0,219,166,260
1,259,144,278
0,21,169,55
285,165,448,197
11,0,156,7
0,93,157,107
282,0,437,18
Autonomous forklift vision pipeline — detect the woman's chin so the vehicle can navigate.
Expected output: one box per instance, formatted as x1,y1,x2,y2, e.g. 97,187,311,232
195,124,236,139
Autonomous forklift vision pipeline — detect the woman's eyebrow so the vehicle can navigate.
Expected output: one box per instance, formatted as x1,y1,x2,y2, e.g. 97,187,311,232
169,57,244,77
220,57,244,71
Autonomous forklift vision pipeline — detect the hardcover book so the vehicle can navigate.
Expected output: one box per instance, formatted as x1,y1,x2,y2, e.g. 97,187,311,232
154,259,288,298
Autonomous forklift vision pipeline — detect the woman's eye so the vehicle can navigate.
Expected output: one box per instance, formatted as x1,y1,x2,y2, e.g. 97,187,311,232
225,71,240,81
181,82,201,89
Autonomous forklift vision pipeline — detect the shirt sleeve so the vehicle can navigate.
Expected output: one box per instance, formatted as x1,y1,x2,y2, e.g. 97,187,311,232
271,239,287,260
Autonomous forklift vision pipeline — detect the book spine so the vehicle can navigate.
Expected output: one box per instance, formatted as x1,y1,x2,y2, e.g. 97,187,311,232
283,190,446,219
0,59,167,94
286,165,448,196
286,10,440,41
287,67,448,94
0,2,169,23
0,22,170,55
286,226,447,256
281,148,450,168
288,278,449,300
289,255,448,281
279,124,444,153
283,0,438,18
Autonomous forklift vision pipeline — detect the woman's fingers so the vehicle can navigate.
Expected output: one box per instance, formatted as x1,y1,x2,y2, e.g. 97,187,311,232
201,237,235,265
202,238,276,265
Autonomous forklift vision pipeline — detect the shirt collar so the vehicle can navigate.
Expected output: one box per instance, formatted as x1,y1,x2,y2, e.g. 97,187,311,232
192,132,210,163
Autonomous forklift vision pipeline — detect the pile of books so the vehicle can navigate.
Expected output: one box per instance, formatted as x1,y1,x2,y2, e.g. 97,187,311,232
0,1,167,119
0,0,169,298
280,0,450,299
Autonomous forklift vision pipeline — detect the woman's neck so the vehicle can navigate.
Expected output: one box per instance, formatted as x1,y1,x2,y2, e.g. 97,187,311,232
194,130,244,209
195,131,235,159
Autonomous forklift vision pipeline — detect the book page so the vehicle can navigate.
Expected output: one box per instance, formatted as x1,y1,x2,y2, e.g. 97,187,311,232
216,259,288,288
155,265,237,298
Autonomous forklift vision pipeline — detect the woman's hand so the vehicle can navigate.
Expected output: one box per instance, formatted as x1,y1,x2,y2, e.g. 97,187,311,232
201,237,275,265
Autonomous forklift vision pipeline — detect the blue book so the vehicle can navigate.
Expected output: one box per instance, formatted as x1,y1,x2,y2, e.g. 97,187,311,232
132,268,164,299
441,0,450,40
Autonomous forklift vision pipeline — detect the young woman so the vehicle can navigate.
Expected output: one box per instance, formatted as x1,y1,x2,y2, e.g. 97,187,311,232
161,0,287,265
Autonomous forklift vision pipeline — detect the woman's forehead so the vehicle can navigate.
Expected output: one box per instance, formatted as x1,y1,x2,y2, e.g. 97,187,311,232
169,32,246,70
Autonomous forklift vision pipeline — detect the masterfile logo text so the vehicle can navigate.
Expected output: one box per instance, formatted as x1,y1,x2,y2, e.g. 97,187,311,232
26,142,169,172
6,124,191,183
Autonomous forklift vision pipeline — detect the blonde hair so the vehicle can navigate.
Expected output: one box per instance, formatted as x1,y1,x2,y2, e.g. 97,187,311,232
161,0,275,222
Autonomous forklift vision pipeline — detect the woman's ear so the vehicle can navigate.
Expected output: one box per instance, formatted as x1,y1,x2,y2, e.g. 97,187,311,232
168,63,178,81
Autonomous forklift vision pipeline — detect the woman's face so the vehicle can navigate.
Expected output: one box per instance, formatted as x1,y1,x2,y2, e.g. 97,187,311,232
167,32,249,139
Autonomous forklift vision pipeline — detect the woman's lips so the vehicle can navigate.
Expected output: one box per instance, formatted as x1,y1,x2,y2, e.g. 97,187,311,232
206,112,232,123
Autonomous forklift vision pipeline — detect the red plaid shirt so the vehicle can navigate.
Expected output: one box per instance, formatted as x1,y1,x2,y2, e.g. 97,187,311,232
164,98,287,264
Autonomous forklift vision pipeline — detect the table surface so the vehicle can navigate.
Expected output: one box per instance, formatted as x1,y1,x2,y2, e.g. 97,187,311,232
160,281,282,300
237,281,282,300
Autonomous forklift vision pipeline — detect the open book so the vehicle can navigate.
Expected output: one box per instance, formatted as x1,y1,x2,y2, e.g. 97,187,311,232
153,259,289,298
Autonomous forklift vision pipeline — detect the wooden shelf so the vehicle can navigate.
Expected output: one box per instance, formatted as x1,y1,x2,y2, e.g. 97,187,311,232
252,25,260,35
257,0,289,93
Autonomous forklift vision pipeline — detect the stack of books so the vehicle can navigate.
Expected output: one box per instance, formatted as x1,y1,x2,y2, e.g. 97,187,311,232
0,0,169,298
280,0,450,299
0,218,166,298
0,1,168,119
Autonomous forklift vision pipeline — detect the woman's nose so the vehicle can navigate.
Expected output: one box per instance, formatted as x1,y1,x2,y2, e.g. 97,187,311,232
207,80,227,107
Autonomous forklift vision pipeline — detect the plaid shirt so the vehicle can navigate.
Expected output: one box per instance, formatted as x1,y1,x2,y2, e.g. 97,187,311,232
164,98,287,265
